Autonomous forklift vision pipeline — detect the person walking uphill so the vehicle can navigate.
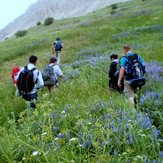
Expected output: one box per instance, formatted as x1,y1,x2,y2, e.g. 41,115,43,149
42,57,63,96
12,66,21,96
52,37,63,65
118,45,146,105
109,54,123,93
16,55,44,108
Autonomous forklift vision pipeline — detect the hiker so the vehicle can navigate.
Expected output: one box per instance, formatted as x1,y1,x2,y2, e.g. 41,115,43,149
52,37,63,65
118,45,145,105
12,66,21,96
109,54,123,93
42,57,63,96
16,55,44,108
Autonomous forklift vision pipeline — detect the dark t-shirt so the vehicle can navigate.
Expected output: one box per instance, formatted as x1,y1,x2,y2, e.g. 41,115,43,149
109,59,124,93
109,60,118,79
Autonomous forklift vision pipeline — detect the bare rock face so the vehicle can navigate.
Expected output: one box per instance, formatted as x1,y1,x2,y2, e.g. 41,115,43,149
0,0,128,41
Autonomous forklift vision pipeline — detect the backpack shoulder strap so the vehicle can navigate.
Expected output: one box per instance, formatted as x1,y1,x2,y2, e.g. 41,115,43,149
24,65,28,70
31,68,38,83
124,54,138,64
133,53,139,60
31,67,36,72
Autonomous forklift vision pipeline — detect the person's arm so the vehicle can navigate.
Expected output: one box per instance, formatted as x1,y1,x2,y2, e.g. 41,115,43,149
118,67,125,88
118,57,126,87
56,66,63,78
52,45,55,54
36,70,44,89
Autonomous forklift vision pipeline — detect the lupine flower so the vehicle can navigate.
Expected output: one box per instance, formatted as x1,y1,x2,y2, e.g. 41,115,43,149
53,127,59,133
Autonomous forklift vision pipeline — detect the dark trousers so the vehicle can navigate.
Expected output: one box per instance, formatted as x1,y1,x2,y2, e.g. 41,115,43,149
109,80,124,94
22,92,37,108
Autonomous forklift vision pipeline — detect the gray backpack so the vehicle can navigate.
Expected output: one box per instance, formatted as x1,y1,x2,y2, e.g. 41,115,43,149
42,65,58,86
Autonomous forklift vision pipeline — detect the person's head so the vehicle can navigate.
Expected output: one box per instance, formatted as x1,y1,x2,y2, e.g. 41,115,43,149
50,57,57,65
29,55,37,65
123,44,131,55
56,37,60,41
110,54,118,61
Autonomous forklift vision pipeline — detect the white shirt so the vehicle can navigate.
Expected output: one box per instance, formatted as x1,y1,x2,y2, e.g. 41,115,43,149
16,63,44,94
112,59,119,63
49,64,63,86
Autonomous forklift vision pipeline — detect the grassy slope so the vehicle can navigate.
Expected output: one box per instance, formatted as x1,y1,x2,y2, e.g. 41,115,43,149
0,0,163,84
0,0,163,162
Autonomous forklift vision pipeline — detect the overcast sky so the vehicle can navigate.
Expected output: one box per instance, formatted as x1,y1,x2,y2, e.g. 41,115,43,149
0,0,38,30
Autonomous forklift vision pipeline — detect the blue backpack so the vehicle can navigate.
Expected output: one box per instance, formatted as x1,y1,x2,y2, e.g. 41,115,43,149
55,41,63,51
124,54,146,89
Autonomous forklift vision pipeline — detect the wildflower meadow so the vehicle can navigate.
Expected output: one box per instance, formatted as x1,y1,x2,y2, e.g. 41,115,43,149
0,0,162,162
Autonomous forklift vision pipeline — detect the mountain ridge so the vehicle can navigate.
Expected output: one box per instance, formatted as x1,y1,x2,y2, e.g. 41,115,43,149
0,0,129,41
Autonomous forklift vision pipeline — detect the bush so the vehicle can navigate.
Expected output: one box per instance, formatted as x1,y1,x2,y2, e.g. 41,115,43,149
110,10,116,15
15,30,27,38
44,17,54,25
111,4,118,10
37,21,41,26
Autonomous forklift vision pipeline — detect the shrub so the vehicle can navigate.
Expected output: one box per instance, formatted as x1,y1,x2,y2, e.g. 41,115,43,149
111,4,118,10
15,30,27,38
110,10,116,15
44,17,54,25
37,21,41,26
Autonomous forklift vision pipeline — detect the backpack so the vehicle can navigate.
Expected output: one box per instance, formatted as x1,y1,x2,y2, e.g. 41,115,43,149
12,66,20,85
18,66,37,93
42,65,58,86
113,59,121,80
55,41,63,51
113,60,124,93
124,54,146,89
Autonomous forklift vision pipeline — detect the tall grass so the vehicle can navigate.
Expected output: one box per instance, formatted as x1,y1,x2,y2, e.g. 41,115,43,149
0,0,163,162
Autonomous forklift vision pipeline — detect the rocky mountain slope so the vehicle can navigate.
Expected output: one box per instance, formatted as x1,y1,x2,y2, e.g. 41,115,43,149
0,0,129,41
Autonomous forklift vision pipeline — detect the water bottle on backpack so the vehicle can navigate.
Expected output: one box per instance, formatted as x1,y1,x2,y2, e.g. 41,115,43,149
134,63,142,78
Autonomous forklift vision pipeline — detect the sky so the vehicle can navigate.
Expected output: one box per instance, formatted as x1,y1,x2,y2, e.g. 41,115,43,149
0,0,38,30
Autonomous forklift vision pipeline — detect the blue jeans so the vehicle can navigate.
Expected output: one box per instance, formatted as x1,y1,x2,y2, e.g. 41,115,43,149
22,92,37,108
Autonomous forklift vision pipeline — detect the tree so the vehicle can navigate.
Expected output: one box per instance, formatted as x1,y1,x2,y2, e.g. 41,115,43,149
37,21,41,26
44,17,54,25
111,4,118,10
15,30,27,38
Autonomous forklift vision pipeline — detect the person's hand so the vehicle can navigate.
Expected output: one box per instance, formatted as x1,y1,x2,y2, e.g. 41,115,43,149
118,81,122,88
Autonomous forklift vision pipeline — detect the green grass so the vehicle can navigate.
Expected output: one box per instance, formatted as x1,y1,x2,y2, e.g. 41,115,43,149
0,0,163,162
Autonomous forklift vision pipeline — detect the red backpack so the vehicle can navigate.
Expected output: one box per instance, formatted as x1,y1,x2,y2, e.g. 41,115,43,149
12,67,20,85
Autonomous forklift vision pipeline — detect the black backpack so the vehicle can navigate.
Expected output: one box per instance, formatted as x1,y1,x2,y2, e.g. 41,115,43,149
18,66,37,93
124,54,146,89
